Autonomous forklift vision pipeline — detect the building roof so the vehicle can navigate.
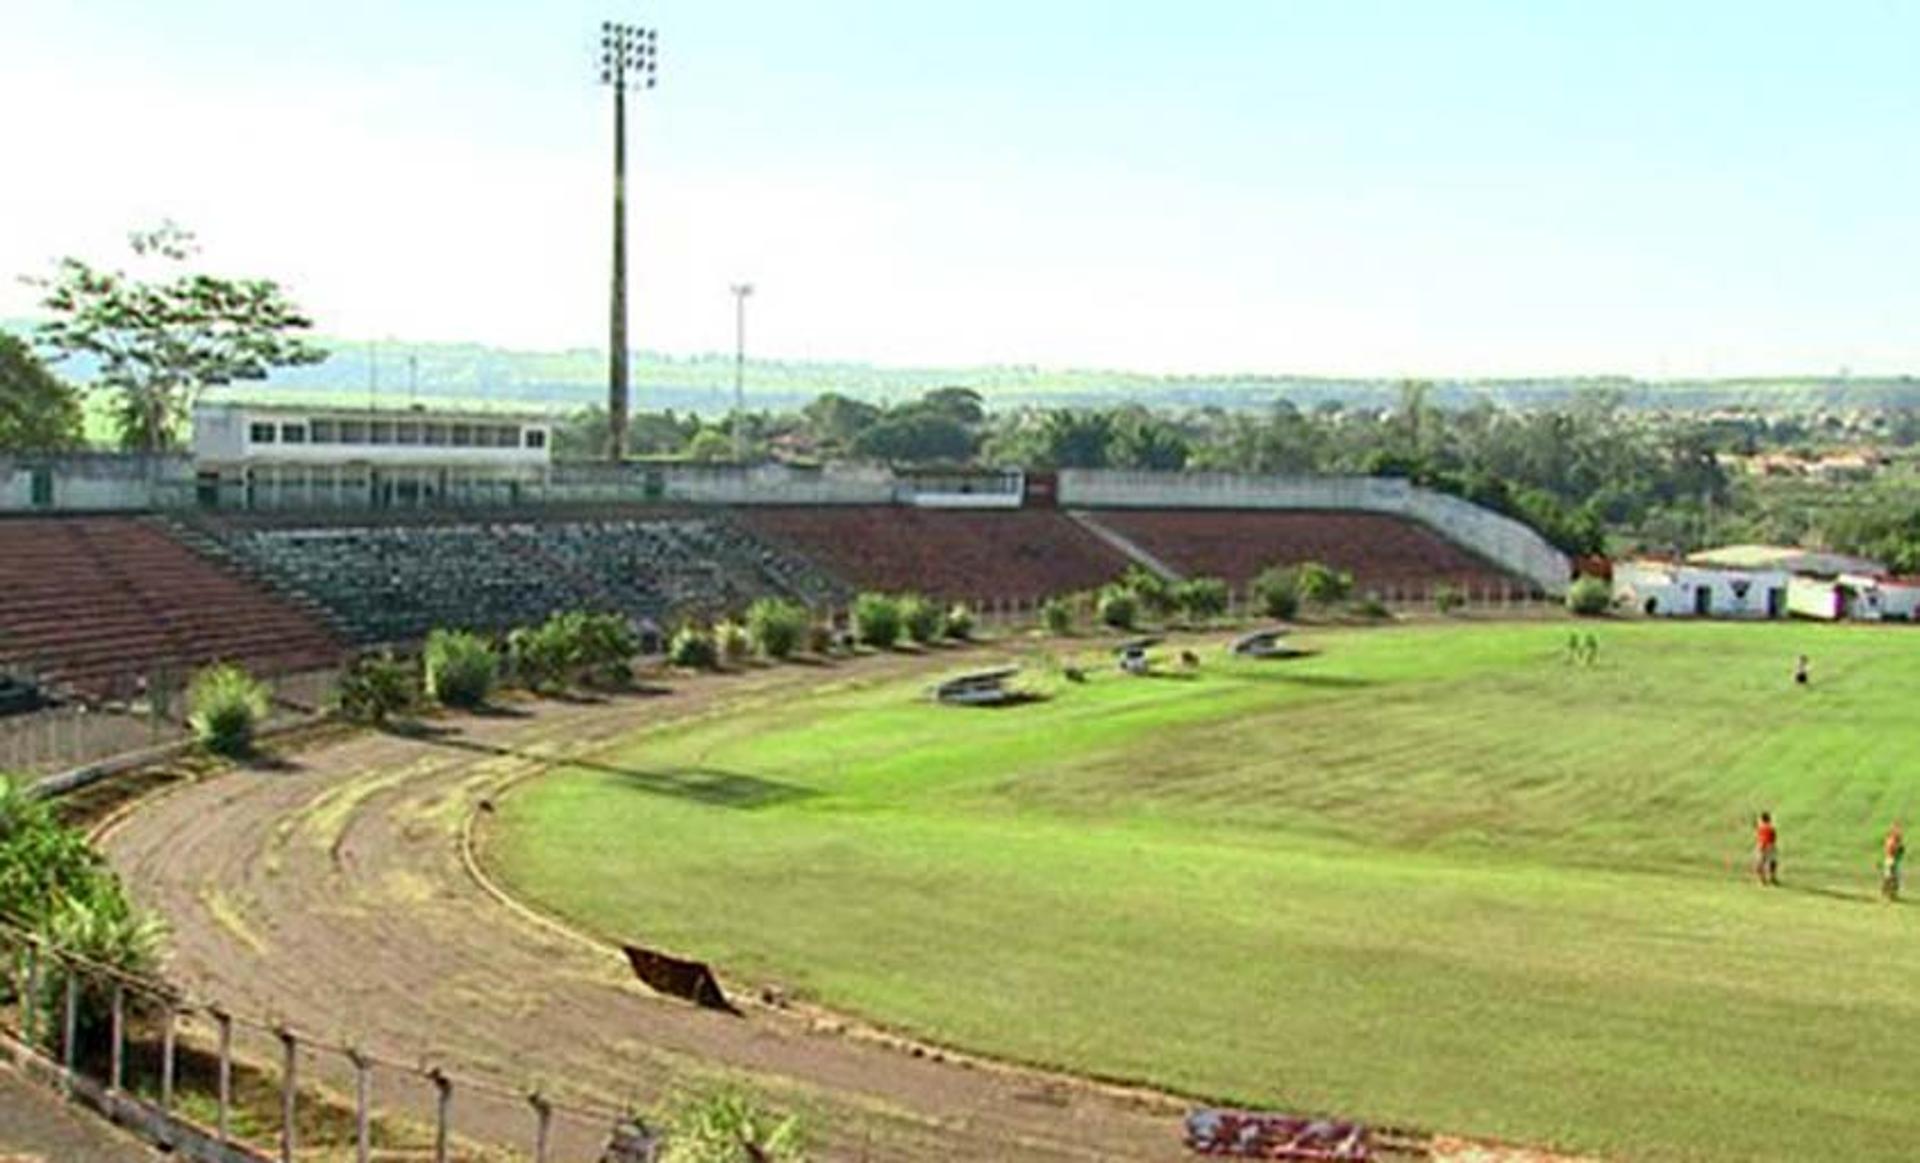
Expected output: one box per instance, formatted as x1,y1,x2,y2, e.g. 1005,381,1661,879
1686,544,1885,577
193,401,553,424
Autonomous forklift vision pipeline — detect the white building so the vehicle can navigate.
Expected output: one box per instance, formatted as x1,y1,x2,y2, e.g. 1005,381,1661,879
1788,574,1920,622
190,402,552,509
1612,559,1790,619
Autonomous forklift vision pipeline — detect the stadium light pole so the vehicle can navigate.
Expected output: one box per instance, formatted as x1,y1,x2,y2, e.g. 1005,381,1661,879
599,20,657,462
730,282,753,463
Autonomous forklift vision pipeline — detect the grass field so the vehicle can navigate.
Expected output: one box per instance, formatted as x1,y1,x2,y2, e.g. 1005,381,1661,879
487,621,1920,1161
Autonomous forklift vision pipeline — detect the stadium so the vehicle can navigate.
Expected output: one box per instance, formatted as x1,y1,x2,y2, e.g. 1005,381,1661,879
6,400,1919,1163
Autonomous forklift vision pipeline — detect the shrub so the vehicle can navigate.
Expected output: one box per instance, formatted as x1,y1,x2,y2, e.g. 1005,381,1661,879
853,592,902,648
898,594,944,645
1252,567,1301,621
575,612,639,685
424,629,498,709
658,1089,805,1163
1351,592,1391,620
1097,585,1138,630
187,663,269,757
508,620,576,693
944,604,975,640
1041,596,1075,636
1119,565,1174,618
336,652,418,724
1566,575,1612,617
1433,584,1467,615
669,625,719,669
745,598,809,660
714,620,753,665
806,622,836,655
1296,561,1355,607
1172,576,1229,623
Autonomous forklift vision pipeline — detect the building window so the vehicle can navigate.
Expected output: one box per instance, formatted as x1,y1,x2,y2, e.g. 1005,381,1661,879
451,424,473,447
310,420,337,443
524,429,547,449
249,422,277,444
369,421,393,445
280,423,308,444
340,420,367,444
424,424,448,447
396,422,421,445
492,425,515,448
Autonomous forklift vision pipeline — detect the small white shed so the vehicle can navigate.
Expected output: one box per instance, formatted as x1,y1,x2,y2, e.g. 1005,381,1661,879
1613,560,1790,619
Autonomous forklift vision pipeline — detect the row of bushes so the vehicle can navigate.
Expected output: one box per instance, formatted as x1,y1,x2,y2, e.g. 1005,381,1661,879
1037,562,1381,633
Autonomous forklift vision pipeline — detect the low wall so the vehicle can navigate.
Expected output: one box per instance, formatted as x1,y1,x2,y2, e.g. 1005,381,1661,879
1057,470,1570,593
0,453,191,513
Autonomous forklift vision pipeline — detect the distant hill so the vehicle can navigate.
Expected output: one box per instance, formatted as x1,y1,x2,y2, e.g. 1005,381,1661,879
5,321,1913,414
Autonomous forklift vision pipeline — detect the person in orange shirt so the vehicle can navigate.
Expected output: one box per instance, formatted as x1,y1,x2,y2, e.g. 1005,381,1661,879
1755,812,1779,886
1883,824,1905,902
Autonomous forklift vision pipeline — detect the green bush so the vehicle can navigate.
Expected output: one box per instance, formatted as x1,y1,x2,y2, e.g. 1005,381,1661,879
1434,584,1467,615
1253,567,1301,621
575,612,638,685
1352,592,1392,620
187,663,269,757
508,620,577,693
424,629,498,709
669,625,719,669
944,604,975,640
335,652,418,724
1120,565,1174,618
1297,561,1355,607
1172,576,1229,623
1097,585,1138,630
899,594,944,644
714,620,753,665
1566,575,1612,617
1041,596,1075,636
745,599,809,660
658,1089,805,1163
853,592,902,648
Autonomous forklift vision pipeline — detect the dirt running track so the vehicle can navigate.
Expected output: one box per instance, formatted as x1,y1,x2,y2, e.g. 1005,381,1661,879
101,655,1197,1162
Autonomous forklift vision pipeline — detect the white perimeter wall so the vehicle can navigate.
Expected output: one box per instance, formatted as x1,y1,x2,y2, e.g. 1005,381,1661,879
1057,470,1571,594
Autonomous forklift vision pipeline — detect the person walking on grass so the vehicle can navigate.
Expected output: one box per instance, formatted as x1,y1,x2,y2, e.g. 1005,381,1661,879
1883,824,1905,902
1755,812,1780,886
1794,654,1810,687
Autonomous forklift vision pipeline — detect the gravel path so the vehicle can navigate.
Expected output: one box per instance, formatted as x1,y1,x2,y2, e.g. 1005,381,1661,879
0,1068,156,1163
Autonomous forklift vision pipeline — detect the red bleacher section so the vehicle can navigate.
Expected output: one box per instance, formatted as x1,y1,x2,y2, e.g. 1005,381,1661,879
1087,509,1517,593
0,518,346,697
738,507,1131,601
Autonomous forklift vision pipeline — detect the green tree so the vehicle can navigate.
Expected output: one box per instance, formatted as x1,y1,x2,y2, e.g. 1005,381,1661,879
1107,409,1190,470
745,598,809,659
915,386,986,426
801,393,884,449
31,223,327,452
685,428,736,462
1173,576,1229,622
850,413,975,463
0,333,83,451
1295,561,1355,607
1252,566,1301,620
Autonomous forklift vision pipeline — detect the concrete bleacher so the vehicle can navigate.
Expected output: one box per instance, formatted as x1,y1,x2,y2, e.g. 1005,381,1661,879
0,517,346,698
189,512,846,645
737,507,1132,602
1080,509,1521,595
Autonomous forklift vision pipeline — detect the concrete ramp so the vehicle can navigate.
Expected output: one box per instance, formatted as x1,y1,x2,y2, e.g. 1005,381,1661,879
1064,510,1184,581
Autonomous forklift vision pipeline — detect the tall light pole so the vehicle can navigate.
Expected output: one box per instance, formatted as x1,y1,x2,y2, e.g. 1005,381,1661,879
730,282,753,463
599,20,657,462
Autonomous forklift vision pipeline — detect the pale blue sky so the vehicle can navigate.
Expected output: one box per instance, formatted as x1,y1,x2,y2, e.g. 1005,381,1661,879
5,1,1916,377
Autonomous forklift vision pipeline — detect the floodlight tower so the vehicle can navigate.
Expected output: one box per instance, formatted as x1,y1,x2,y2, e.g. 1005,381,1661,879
730,282,754,462
599,20,657,462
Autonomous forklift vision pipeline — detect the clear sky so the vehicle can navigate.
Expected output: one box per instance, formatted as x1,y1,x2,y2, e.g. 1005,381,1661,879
4,1,1916,378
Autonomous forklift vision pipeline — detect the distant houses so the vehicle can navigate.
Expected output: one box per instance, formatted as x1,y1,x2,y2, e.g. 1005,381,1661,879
1610,544,1919,622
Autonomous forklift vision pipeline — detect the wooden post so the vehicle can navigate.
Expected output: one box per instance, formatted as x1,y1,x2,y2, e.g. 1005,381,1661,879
61,970,77,1075
109,981,125,1092
431,1068,452,1163
160,1002,177,1110
350,1048,372,1163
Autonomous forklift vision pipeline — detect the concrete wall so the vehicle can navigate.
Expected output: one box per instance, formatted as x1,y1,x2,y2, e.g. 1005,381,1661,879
1615,562,1790,618
1056,470,1572,593
0,454,191,512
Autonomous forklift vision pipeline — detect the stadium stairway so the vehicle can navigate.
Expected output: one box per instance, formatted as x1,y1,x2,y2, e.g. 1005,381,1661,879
0,517,348,699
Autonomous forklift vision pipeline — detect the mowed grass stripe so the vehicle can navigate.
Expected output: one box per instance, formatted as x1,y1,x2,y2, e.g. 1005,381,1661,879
488,621,1920,1161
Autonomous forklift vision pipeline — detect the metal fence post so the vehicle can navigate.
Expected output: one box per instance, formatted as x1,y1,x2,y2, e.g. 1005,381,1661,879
431,1067,452,1163
213,1008,232,1143
109,980,125,1092
61,969,78,1076
18,940,39,1057
278,1026,298,1163
349,1048,372,1163
530,1091,553,1163
161,1001,177,1110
